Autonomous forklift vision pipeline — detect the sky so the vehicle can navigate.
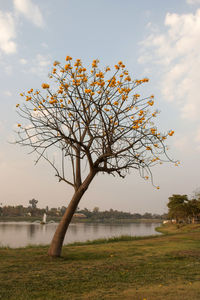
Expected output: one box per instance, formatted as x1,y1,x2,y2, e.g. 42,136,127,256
0,0,200,214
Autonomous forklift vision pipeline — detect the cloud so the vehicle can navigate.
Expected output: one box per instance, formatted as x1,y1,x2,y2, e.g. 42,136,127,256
187,0,200,4
4,90,12,97
13,0,44,27
0,121,3,132
4,65,13,75
174,136,188,151
195,128,200,143
0,1,44,58
29,53,51,76
19,58,27,64
0,11,17,54
139,9,200,121
36,54,50,67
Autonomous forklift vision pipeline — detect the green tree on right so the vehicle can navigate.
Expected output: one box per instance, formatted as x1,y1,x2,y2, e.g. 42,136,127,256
167,194,200,223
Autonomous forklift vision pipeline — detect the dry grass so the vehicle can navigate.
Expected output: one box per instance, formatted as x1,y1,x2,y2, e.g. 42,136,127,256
0,227,200,299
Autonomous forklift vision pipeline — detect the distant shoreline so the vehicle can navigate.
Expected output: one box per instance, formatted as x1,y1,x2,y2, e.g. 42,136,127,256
0,216,162,224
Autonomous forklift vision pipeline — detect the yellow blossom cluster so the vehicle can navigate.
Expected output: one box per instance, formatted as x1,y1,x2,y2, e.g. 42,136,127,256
168,130,174,136
42,83,49,89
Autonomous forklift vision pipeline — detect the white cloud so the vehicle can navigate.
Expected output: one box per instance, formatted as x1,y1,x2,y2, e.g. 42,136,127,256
36,54,50,67
0,11,17,54
41,42,48,48
174,136,188,150
19,58,27,64
4,90,12,97
187,0,200,4
29,53,51,76
4,65,13,75
195,128,200,143
13,0,44,27
139,9,200,121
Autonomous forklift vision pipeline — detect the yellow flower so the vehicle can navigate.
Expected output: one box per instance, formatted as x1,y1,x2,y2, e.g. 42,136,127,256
53,61,60,66
142,78,149,82
156,186,160,190
16,104,20,107
122,95,127,101
146,146,151,150
114,101,119,106
85,89,91,94
92,62,97,68
42,83,49,89
125,76,131,82
64,83,69,89
168,130,174,136
148,100,154,106
20,93,24,96
26,96,31,101
66,55,72,61
64,64,71,70
49,99,57,104
151,128,156,134
17,124,21,127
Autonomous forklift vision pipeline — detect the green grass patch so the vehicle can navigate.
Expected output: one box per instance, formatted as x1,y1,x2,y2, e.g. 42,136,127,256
0,230,200,299
156,223,200,235
67,234,160,246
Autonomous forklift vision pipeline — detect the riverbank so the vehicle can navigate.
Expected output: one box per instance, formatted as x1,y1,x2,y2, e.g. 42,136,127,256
0,216,162,223
156,223,200,234
1,224,200,299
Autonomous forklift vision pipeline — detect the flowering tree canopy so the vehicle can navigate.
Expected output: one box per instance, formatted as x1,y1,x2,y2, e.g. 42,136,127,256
15,56,177,256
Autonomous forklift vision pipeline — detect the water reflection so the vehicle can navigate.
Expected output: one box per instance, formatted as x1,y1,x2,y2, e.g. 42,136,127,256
0,221,160,248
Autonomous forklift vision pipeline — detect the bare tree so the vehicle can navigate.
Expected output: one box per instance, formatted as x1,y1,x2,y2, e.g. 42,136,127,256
15,56,177,256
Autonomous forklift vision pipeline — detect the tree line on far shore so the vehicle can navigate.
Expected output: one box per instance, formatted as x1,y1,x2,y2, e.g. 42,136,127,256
2,193,200,223
0,199,166,220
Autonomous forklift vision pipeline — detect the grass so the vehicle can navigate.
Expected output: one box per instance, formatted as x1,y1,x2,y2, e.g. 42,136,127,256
0,225,200,299
156,223,200,235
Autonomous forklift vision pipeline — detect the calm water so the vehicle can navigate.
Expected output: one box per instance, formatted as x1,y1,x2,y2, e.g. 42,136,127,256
0,221,160,248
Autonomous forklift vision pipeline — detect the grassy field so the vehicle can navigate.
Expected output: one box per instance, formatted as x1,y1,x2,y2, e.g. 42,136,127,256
0,224,200,300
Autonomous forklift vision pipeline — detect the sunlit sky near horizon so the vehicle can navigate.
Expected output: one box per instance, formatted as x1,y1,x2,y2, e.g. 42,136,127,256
1,0,200,213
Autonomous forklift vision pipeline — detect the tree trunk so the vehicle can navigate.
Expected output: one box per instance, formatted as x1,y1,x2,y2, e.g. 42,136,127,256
48,170,96,257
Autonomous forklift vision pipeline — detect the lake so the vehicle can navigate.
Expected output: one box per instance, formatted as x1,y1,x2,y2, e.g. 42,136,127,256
0,221,161,248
